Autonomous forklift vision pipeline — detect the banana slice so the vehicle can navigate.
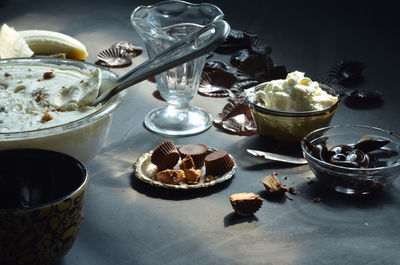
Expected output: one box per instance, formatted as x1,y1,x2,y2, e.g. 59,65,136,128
0,24,34,59
19,29,88,60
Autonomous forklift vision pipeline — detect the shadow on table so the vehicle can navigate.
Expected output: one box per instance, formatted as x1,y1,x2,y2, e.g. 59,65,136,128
296,180,399,209
129,172,233,200
223,212,259,227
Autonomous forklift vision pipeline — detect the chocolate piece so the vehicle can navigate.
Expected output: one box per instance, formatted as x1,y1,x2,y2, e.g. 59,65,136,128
230,192,263,217
232,79,260,91
182,168,202,185
151,141,180,171
152,90,166,101
249,37,272,55
353,139,391,153
236,53,274,81
215,29,253,54
303,138,390,168
148,76,156,83
178,144,208,168
179,155,195,170
329,61,365,84
203,60,234,74
96,47,132,68
205,150,235,176
260,172,288,193
156,169,185,184
198,70,237,98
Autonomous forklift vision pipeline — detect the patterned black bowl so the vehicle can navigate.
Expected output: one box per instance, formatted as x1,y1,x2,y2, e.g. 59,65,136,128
0,149,88,265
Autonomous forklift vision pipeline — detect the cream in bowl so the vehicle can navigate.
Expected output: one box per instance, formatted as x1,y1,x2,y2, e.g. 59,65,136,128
0,58,126,163
245,71,340,142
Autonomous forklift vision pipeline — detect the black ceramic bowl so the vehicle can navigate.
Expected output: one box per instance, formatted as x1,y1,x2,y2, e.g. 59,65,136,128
0,149,88,265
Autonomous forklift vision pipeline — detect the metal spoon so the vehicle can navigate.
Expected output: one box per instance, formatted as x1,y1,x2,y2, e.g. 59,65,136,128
247,149,308,165
90,20,230,106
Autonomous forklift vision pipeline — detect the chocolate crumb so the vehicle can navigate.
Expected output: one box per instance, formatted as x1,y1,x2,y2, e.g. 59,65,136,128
307,180,315,185
284,176,288,180
288,187,296,195
260,172,288,193
40,111,53,123
312,197,321,203
286,195,294,201
4,72,11,77
43,72,55,79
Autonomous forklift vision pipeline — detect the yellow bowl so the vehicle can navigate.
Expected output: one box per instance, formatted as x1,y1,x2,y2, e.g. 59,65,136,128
245,83,341,142
0,149,88,265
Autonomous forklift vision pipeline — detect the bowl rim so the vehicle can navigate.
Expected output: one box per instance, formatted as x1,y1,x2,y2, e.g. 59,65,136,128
131,0,225,25
245,82,341,117
0,58,127,140
0,148,88,213
301,124,400,171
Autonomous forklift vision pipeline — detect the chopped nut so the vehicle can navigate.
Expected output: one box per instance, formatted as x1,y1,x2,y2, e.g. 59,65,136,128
312,197,321,203
40,111,53,123
43,71,55,79
286,195,294,201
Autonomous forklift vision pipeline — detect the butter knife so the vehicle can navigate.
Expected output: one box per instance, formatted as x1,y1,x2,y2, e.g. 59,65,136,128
247,149,307,165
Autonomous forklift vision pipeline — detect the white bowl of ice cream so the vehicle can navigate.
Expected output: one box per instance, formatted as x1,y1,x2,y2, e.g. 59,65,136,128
0,58,126,164
245,71,340,143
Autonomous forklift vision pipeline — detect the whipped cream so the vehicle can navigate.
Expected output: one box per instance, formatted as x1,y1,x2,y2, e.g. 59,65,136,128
253,71,338,111
0,63,101,132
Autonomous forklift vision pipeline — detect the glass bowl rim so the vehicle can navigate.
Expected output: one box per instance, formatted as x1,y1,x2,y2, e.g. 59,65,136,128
245,83,341,117
0,57,127,140
0,148,88,213
301,124,400,171
131,0,225,23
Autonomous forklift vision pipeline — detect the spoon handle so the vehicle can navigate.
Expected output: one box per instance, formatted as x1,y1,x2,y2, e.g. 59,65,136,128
91,20,230,106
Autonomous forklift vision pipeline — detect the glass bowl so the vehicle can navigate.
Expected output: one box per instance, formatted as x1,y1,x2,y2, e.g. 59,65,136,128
301,125,400,195
0,148,88,265
245,83,340,142
0,58,126,164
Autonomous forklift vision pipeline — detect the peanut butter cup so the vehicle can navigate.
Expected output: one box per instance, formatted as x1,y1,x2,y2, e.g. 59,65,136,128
230,192,263,217
178,144,208,168
182,168,202,185
151,141,180,171
179,155,195,171
205,150,234,176
156,169,185,185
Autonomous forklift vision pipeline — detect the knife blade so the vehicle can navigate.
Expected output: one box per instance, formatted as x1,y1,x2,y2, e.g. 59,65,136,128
247,149,307,165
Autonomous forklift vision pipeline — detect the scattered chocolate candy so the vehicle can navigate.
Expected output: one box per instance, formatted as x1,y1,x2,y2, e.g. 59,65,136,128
303,138,390,168
344,89,383,109
236,53,274,81
198,70,237,97
215,29,254,54
213,92,258,136
152,90,165,101
329,61,365,85
203,60,235,74
96,41,143,68
229,192,263,217
96,47,132,68
260,172,288,193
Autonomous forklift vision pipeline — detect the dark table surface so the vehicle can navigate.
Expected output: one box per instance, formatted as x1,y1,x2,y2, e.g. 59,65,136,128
1,0,400,264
